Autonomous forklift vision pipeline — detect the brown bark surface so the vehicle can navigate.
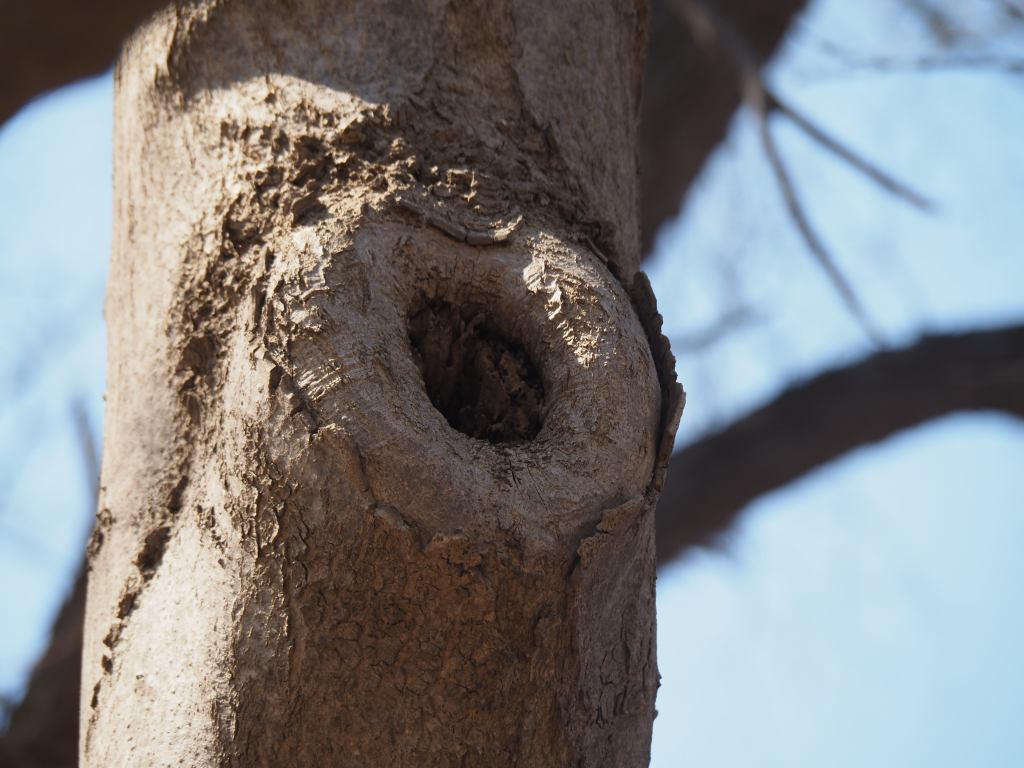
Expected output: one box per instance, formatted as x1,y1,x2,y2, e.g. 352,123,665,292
82,2,681,766
11,0,1015,765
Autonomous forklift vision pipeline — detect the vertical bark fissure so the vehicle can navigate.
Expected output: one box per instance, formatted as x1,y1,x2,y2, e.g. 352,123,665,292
84,2,681,765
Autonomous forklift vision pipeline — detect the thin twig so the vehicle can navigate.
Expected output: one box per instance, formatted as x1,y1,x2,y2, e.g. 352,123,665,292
904,0,960,46
7,291,101,399
71,398,101,502
672,306,757,352
757,114,886,344
811,37,1024,77
765,92,934,211
0,400,100,565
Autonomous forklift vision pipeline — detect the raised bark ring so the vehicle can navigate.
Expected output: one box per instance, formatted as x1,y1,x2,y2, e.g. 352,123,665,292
280,222,661,545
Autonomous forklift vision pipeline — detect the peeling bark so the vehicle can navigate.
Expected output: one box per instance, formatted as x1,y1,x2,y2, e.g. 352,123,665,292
83,2,681,766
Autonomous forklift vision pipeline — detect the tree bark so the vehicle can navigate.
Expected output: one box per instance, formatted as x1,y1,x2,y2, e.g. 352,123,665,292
82,2,681,766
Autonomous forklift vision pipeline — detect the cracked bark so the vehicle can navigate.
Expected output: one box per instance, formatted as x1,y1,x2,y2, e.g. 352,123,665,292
81,2,681,766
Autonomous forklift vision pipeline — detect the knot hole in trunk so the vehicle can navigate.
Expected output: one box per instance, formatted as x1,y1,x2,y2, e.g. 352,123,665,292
407,297,544,443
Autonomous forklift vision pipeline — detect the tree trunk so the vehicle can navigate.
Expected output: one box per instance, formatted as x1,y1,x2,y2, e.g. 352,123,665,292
82,2,682,765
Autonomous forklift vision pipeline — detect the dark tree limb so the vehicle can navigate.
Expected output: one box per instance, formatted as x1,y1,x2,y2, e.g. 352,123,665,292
0,570,84,768
0,403,97,768
640,0,809,252
655,323,1024,565
0,0,167,126
812,36,1024,75
672,305,756,352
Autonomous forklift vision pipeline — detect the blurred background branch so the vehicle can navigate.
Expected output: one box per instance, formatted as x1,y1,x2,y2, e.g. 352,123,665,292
0,402,95,768
656,323,1024,563
0,0,166,125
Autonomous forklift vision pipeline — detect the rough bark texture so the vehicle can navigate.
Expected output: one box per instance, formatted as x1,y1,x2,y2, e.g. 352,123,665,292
82,2,682,766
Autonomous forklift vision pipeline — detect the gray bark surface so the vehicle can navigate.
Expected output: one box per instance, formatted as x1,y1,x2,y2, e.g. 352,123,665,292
83,2,682,766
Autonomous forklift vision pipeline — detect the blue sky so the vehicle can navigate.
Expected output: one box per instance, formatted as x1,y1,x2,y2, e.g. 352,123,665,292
1,0,1023,763
0,75,109,704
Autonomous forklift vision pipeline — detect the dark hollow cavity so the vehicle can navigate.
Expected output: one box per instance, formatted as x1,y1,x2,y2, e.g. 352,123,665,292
408,299,544,443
